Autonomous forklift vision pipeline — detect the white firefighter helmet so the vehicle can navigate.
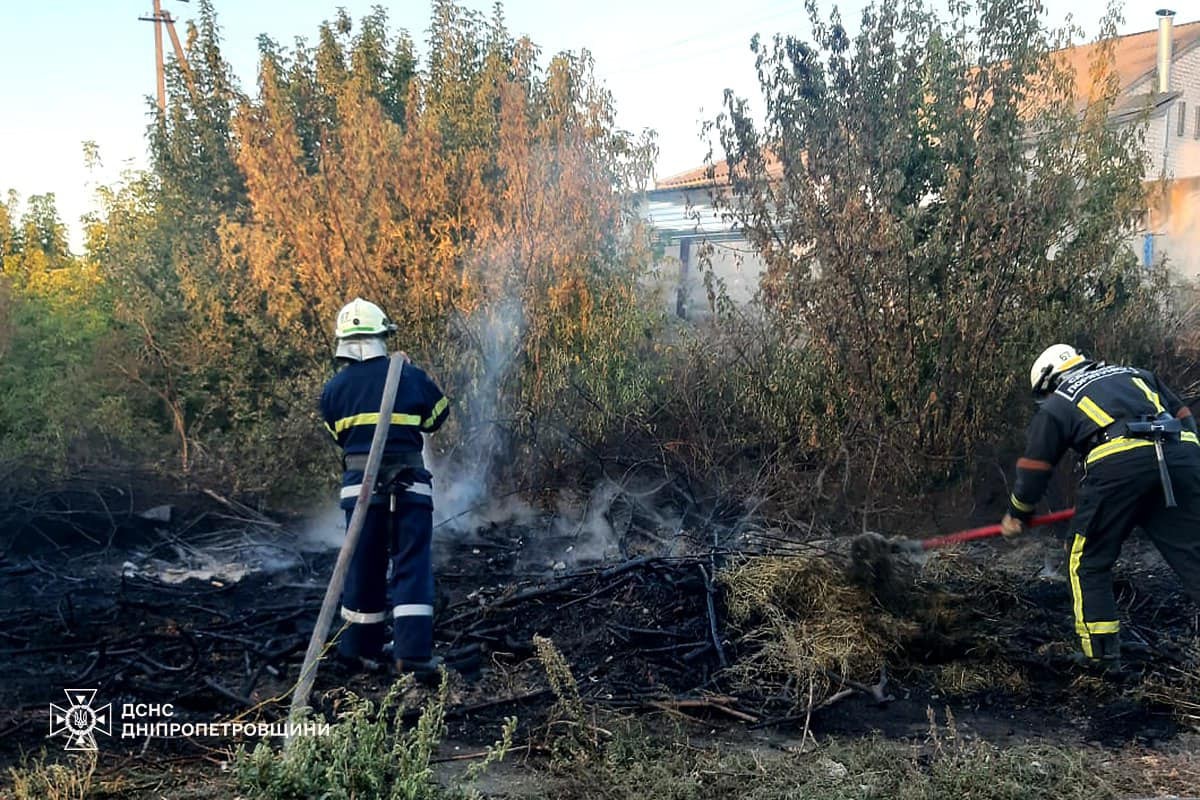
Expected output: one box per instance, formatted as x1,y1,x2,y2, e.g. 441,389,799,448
1030,343,1088,394
333,298,397,361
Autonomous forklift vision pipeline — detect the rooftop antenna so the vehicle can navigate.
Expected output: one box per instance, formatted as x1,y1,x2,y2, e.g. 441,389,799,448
139,0,196,112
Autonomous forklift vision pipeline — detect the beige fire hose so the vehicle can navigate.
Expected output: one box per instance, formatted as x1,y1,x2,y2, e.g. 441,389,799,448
289,352,406,730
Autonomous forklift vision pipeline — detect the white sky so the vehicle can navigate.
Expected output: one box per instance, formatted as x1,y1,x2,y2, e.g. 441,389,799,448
0,0,1185,251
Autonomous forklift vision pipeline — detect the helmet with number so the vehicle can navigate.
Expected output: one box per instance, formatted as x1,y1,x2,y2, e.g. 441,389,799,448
1029,343,1090,395
334,298,397,362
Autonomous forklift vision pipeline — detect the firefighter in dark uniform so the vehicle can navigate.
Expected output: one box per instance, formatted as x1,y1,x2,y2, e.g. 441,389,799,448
320,298,450,675
1001,344,1200,670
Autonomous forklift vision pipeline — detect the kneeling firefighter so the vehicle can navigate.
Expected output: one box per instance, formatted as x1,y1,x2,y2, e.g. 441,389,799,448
319,298,450,675
1001,344,1200,670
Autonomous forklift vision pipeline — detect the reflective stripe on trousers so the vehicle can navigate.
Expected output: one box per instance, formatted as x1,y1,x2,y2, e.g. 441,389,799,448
340,481,432,500
393,604,434,617
340,607,388,625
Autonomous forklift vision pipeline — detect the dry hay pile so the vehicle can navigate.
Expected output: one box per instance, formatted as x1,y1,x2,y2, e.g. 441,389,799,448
717,545,1052,708
719,554,917,703
718,540,1200,733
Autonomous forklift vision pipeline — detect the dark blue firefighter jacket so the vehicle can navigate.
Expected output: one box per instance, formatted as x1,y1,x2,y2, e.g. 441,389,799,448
320,356,449,508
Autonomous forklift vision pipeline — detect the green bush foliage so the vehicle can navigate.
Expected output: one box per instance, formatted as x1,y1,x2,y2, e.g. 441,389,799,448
1,0,1182,521
234,677,515,800
0,192,123,468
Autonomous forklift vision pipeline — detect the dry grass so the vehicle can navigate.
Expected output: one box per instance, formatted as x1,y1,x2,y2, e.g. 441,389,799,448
534,635,606,766
6,750,96,800
1139,639,1200,732
720,540,1200,744
546,718,1200,800
933,662,1028,696
720,554,917,699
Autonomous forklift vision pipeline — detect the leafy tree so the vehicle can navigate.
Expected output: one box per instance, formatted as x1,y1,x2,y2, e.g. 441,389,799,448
72,1,661,502
225,2,659,486
0,192,110,463
94,0,319,492
703,0,1161,502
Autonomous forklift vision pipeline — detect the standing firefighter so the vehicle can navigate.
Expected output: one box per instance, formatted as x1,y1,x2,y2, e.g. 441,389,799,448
320,298,450,675
1001,344,1200,670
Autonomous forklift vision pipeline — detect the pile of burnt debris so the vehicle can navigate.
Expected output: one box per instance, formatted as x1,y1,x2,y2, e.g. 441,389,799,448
1,479,1197,767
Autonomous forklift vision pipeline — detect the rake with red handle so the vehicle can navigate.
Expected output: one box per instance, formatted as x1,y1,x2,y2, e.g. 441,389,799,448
918,508,1076,551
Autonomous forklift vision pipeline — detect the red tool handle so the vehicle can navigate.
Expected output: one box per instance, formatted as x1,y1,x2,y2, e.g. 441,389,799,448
920,508,1076,551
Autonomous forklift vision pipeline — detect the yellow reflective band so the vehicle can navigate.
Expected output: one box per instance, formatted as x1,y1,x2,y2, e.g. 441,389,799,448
324,421,338,440
1086,436,1155,465
1059,354,1085,371
1077,620,1120,635
332,412,423,434
422,396,449,430
1010,494,1034,513
1077,396,1114,427
1131,377,1164,413
1184,431,1199,445
1069,533,1088,653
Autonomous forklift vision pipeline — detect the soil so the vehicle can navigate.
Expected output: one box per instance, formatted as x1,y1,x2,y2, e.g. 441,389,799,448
1,494,1197,797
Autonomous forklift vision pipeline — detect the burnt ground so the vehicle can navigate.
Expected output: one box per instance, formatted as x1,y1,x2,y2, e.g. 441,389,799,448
1,494,1198,797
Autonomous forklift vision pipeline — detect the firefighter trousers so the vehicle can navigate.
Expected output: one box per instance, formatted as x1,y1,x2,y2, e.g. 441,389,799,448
1067,443,1200,659
337,479,435,662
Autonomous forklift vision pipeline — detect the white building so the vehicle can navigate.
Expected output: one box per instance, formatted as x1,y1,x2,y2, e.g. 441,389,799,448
1069,10,1200,277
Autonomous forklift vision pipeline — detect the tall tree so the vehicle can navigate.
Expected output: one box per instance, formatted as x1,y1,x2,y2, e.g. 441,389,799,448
225,2,658,482
96,0,262,481
706,0,1158,491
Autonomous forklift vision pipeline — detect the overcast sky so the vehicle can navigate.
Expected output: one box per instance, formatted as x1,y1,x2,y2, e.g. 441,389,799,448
0,0,1186,250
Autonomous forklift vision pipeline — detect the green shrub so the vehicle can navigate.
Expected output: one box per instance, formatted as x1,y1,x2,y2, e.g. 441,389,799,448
6,750,97,800
233,676,514,800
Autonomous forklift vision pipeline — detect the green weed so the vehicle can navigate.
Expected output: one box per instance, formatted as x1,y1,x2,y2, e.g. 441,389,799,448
233,675,515,800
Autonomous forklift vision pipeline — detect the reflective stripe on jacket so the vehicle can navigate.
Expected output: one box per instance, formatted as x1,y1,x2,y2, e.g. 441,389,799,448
1008,364,1197,519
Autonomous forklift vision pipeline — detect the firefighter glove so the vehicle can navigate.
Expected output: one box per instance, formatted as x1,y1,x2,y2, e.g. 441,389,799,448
1000,512,1024,538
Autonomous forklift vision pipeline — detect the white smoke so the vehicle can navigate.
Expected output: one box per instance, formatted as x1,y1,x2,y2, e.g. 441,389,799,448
549,482,622,564
296,503,348,551
429,298,525,532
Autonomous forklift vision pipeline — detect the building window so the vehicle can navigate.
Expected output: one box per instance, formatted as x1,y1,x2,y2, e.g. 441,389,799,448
1180,101,1188,137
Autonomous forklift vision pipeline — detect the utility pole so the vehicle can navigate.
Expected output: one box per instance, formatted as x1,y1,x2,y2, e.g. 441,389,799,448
139,0,195,112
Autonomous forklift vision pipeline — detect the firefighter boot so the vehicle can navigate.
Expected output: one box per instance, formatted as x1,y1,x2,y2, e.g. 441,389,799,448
394,655,444,685
1071,633,1126,679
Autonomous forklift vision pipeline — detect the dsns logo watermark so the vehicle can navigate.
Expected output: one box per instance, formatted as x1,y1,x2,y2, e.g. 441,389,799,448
49,689,113,751
48,688,328,751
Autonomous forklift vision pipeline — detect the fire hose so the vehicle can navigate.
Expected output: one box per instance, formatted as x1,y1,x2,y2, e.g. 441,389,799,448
917,508,1076,551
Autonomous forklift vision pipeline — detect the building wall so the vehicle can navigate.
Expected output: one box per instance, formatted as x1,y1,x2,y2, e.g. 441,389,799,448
1165,44,1200,179
1127,46,1200,280
656,237,766,320
1130,45,1200,180
1161,46,1200,281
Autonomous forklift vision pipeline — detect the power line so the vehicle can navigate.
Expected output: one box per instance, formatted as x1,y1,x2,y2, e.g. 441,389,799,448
620,1,803,57
596,2,810,76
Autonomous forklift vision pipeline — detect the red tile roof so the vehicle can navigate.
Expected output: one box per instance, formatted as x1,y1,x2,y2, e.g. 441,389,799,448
655,151,787,191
